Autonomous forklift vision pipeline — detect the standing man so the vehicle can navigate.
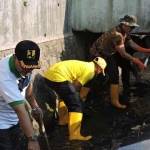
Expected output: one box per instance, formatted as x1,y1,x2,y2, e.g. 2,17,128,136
90,15,150,109
0,40,41,150
37,57,107,141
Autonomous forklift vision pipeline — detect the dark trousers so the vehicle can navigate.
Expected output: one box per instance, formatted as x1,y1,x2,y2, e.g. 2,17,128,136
103,53,132,90
45,79,82,112
115,53,132,90
0,124,26,150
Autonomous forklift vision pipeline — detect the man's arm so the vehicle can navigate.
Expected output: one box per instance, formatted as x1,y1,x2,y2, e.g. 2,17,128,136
115,44,145,70
73,80,90,101
25,83,39,108
13,103,35,137
73,80,82,92
129,40,150,53
13,103,40,150
25,83,43,124
115,44,134,60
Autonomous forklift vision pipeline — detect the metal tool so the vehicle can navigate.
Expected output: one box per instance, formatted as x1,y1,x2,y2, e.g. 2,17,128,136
39,114,52,150
144,56,149,67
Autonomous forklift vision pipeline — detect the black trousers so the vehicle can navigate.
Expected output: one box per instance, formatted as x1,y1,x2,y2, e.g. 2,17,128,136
45,79,82,112
0,124,26,150
102,53,132,90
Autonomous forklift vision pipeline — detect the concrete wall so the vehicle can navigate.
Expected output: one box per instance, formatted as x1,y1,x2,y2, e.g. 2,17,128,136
0,0,72,50
71,0,150,32
0,0,87,72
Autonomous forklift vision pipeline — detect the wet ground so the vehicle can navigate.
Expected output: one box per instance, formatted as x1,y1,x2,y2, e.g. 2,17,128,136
36,73,150,150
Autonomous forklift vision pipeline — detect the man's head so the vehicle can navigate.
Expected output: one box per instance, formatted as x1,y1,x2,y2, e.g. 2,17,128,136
93,57,107,75
15,40,41,75
119,15,139,33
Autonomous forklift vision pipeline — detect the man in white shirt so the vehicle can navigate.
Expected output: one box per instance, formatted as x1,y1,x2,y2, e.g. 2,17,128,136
0,40,41,150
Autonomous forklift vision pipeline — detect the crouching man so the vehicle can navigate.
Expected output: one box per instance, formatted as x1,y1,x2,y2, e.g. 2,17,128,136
34,57,107,141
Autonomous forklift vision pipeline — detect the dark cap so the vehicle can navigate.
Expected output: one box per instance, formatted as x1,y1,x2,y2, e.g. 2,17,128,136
15,40,40,69
119,15,139,27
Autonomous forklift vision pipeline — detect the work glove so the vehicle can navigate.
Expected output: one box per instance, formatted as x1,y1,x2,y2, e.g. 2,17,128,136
132,57,145,71
31,107,43,123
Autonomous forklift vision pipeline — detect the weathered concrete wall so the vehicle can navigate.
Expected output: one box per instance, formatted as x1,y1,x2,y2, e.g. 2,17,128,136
0,0,86,72
71,0,150,32
0,0,72,50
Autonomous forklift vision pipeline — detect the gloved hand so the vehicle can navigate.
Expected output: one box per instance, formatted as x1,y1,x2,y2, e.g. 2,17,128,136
31,107,43,123
132,57,145,70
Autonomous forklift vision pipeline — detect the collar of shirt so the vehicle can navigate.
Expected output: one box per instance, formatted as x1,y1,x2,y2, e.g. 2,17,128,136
9,55,22,78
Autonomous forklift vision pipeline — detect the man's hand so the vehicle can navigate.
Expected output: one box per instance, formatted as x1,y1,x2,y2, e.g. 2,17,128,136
28,140,40,150
73,80,82,92
13,104,41,150
31,107,43,123
80,87,90,101
132,57,146,70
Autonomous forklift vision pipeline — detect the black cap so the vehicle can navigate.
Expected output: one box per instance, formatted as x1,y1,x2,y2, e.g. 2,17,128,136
15,40,40,69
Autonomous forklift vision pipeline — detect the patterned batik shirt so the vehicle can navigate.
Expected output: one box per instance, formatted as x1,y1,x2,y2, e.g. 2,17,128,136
90,26,131,57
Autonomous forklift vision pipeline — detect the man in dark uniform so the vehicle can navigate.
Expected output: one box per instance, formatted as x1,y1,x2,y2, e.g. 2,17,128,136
90,15,150,109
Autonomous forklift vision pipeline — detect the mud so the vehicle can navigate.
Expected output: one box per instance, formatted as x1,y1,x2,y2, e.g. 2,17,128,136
36,73,150,150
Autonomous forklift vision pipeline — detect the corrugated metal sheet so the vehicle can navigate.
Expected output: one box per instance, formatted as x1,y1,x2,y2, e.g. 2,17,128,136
71,0,150,32
0,0,72,50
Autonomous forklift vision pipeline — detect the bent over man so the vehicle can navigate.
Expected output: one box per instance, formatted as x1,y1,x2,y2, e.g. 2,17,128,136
0,40,41,150
37,57,107,141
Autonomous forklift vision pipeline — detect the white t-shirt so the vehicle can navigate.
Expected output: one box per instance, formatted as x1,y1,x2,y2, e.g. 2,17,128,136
0,55,29,129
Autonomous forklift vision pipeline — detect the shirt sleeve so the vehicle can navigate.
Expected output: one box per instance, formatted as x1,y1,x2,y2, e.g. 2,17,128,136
89,37,102,58
112,32,124,46
0,78,25,104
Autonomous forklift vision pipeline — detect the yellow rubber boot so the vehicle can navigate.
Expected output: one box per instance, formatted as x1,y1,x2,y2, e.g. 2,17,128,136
58,101,68,125
110,84,126,109
68,112,92,141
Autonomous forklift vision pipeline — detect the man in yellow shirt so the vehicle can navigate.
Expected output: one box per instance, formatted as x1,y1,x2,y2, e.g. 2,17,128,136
42,57,107,141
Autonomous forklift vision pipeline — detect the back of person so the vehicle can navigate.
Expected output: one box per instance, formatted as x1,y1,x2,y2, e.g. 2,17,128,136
41,57,107,141
90,27,127,59
44,60,95,85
